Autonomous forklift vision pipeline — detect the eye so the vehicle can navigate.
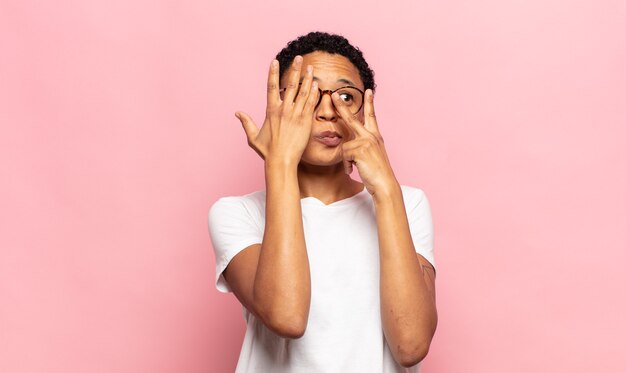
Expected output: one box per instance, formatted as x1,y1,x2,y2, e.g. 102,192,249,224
338,92,354,103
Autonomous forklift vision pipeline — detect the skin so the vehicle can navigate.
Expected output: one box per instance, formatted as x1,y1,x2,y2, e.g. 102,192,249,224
229,51,437,367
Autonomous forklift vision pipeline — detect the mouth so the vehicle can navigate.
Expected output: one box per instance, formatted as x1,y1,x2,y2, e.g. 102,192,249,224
314,131,343,147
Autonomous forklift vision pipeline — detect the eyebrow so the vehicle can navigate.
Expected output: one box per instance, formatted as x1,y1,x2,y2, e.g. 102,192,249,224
336,78,356,86
297,76,357,86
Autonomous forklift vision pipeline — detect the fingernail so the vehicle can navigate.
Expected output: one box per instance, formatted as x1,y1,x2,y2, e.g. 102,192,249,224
271,60,278,68
235,112,241,119
307,65,312,74
294,55,303,64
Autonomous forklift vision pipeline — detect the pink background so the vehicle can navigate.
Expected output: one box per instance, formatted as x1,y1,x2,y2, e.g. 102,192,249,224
1,0,625,372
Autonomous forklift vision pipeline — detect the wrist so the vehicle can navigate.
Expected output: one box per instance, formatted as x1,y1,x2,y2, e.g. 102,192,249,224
264,156,301,199
265,156,300,171
265,155,300,173
372,180,402,204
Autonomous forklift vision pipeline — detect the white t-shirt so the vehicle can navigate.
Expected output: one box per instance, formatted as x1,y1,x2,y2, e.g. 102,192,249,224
208,185,436,373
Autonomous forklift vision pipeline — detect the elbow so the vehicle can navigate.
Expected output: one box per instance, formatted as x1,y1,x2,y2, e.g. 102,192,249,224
396,340,431,368
260,309,308,339
396,311,437,367
266,314,307,339
251,289,310,339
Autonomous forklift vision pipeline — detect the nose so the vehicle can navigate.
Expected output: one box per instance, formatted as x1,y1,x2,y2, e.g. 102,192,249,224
315,90,337,122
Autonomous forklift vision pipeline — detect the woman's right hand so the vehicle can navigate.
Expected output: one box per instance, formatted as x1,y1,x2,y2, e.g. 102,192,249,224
235,55,319,164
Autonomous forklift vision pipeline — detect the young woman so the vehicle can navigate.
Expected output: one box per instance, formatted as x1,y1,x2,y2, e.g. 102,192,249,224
209,32,437,372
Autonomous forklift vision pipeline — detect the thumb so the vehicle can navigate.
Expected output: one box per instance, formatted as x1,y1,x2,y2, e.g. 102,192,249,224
342,149,354,175
235,111,258,142
343,160,353,175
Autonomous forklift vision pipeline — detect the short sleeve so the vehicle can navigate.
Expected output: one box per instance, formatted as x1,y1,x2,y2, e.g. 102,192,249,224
208,196,263,293
404,186,436,271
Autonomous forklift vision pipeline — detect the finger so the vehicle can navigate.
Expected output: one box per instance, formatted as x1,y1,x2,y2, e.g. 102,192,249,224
341,144,355,174
235,111,258,142
281,55,303,108
332,92,368,138
267,59,280,109
294,64,314,114
363,89,380,134
344,160,353,174
303,80,320,115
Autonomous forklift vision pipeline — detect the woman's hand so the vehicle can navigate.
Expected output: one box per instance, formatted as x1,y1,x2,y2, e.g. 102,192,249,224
333,89,399,196
236,56,320,164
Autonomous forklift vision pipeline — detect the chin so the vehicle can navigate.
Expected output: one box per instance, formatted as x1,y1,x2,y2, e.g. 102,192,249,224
299,151,343,168
299,157,343,167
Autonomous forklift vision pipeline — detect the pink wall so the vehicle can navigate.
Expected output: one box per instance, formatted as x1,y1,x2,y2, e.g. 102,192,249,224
1,1,625,372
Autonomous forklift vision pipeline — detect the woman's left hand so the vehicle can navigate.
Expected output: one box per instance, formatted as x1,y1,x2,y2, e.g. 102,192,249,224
332,89,399,197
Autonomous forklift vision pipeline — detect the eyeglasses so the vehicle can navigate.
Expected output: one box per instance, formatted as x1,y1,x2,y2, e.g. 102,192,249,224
279,84,365,115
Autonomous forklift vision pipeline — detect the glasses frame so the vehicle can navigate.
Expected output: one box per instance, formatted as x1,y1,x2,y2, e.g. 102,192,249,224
279,83,365,114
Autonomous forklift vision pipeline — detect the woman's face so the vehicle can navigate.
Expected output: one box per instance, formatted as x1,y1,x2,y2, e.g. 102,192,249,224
280,51,365,168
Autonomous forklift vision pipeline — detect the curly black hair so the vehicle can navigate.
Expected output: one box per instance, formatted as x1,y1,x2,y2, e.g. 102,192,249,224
275,31,376,92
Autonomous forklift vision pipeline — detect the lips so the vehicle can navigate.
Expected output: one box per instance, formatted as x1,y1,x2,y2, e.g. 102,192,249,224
315,130,342,147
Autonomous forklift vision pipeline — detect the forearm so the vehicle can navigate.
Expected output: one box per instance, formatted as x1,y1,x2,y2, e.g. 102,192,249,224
253,157,311,332
374,183,437,366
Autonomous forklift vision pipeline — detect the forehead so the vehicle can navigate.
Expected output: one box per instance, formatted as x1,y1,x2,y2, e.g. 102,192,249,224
284,51,364,89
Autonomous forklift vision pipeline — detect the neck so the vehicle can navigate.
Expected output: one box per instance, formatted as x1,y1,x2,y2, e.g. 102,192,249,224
297,162,364,205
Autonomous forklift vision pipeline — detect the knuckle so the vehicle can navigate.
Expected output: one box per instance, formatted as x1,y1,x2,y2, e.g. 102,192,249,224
280,107,292,117
267,104,281,114
267,83,278,91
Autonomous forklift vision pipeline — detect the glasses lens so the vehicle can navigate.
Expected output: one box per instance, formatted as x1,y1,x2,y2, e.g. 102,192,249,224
335,87,363,114
279,86,364,114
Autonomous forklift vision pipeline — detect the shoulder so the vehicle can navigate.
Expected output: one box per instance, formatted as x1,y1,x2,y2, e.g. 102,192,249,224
399,184,428,205
210,190,265,211
208,190,266,223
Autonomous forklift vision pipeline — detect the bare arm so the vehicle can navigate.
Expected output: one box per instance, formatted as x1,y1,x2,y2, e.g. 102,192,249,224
332,90,437,366
374,185,437,367
224,56,320,338
254,158,310,337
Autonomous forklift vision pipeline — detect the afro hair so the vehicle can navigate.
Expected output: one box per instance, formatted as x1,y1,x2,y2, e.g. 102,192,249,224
275,31,376,92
